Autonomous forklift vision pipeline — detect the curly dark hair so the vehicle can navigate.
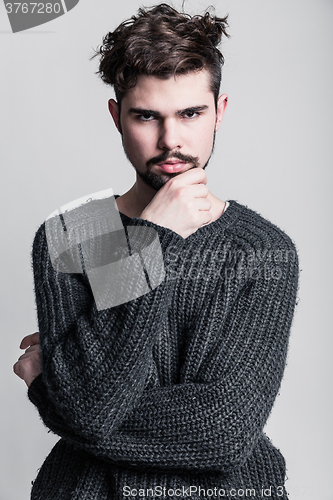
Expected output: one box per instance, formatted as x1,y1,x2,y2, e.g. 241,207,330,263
94,3,229,110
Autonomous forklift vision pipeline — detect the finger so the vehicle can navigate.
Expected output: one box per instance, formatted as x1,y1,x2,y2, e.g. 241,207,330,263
18,349,40,362
13,361,24,380
21,344,40,357
22,344,40,356
197,197,212,211
199,209,213,226
20,332,40,350
13,357,41,387
191,183,209,198
177,167,207,185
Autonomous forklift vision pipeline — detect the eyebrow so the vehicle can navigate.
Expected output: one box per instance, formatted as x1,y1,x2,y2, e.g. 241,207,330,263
128,105,209,117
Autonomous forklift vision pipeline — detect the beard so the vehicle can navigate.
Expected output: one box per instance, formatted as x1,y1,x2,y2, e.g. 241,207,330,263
122,133,216,192
136,168,181,191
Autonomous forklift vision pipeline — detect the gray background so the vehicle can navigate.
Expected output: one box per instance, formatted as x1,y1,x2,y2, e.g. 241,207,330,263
1,0,332,498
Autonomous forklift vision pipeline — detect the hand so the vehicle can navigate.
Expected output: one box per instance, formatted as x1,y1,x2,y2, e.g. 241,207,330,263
13,332,41,388
140,168,212,238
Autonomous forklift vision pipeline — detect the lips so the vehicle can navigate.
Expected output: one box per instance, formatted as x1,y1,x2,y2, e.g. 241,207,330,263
157,161,188,173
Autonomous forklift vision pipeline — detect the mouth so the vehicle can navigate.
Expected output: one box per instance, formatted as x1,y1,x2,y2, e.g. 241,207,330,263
157,161,188,173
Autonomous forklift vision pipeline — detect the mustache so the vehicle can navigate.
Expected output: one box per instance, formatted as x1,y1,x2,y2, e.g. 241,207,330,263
146,150,199,169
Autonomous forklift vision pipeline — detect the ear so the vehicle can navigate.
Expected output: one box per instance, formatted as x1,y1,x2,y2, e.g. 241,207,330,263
108,99,122,134
215,94,228,132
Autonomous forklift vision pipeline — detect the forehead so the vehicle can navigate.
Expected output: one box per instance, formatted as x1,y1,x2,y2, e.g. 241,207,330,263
122,69,214,111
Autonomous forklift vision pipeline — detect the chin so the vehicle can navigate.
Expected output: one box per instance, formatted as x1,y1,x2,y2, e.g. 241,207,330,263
136,170,173,191
135,164,199,191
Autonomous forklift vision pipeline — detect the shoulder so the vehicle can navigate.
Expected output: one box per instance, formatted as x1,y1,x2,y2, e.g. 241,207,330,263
224,200,298,258
33,220,46,241
210,201,299,289
32,222,47,260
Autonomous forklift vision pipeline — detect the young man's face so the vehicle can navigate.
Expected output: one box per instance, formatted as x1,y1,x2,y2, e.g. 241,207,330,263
109,69,227,191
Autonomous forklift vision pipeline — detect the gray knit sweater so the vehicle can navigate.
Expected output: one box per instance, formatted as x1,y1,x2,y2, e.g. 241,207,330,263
28,200,299,499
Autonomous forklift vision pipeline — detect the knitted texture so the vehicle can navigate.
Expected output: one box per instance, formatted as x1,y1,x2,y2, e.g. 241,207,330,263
28,200,299,499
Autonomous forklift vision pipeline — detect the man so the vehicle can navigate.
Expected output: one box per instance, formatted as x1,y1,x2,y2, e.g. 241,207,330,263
14,4,299,499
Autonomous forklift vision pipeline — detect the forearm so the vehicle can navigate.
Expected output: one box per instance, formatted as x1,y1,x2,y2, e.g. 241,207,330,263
29,248,298,473
28,351,284,473
32,219,184,437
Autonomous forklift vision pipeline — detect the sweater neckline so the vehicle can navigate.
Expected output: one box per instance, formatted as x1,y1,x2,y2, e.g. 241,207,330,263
115,195,241,241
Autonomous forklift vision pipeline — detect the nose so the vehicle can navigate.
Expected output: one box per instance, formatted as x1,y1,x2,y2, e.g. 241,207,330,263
158,118,184,151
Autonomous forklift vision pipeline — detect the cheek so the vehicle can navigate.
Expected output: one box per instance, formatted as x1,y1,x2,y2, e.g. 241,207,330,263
124,126,150,150
122,126,154,165
191,121,215,158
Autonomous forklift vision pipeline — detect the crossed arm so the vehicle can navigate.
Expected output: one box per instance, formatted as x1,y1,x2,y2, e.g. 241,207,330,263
14,223,299,473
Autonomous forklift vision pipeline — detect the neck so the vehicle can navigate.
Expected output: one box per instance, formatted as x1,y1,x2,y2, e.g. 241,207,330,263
115,176,157,219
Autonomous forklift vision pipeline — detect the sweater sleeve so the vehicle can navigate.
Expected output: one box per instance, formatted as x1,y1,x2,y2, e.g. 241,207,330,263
29,219,184,439
29,225,299,473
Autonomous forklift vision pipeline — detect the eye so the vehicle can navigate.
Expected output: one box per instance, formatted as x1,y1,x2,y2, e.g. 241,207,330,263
182,111,200,119
138,113,155,122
